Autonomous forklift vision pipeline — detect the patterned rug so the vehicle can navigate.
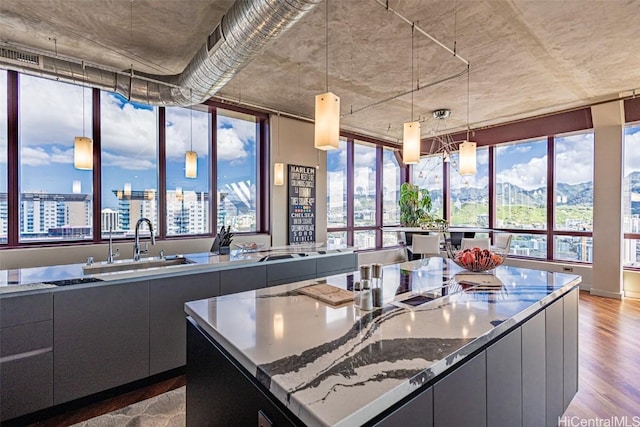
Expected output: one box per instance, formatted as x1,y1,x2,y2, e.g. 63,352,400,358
71,387,185,427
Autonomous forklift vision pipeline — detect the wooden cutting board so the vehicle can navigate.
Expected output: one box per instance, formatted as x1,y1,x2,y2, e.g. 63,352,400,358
298,283,354,306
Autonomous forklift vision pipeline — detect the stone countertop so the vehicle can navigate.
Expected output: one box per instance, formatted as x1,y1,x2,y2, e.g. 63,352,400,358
0,243,353,294
185,257,581,427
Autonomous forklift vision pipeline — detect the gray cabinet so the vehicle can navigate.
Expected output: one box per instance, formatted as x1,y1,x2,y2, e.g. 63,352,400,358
317,253,357,277
563,288,579,411
545,299,564,426
220,265,266,295
0,293,53,421
375,387,433,427
522,310,546,427
487,328,522,427
53,281,150,405
149,272,220,375
434,351,487,427
267,258,316,286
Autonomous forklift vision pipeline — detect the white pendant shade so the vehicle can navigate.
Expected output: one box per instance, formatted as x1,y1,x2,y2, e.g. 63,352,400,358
124,182,132,197
402,121,421,164
459,141,477,176
314,92,340,150
74,136,93,170
274,162,285,186
185,150,198,178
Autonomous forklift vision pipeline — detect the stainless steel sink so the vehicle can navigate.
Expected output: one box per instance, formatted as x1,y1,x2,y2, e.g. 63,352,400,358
83,256,194,274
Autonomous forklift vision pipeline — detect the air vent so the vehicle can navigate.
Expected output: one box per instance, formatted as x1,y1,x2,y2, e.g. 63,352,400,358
0,47,41,66
207,21,225,55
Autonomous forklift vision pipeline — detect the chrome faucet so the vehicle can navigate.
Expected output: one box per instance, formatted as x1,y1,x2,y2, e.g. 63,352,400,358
106,224,119,264
133,217,155,261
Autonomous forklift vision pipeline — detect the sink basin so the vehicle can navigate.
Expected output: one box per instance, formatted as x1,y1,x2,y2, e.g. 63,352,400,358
83,256,194,274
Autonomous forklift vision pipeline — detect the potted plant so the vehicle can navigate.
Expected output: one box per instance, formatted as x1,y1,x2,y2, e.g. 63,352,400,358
399,182,432,227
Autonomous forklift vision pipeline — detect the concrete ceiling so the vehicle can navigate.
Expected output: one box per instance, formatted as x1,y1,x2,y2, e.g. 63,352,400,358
2,0,640,144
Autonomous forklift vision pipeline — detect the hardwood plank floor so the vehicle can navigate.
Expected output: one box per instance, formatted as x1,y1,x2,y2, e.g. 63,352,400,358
561,292,640,423
23,291,640,426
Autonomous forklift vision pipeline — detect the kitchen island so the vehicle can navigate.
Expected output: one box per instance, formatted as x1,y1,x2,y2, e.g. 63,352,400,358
0,244,356,423
185,258,580,426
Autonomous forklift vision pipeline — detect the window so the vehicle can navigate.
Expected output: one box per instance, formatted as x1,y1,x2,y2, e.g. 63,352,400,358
0,71,6,243
353,142,376,228
327,138,347,228
101,91,158,238
509,233,548,258
554,132,593,231
623,124,640,266
18,75,93,242
165,106,210,236
216,108,257,232
554,235,592,262
449,148,489,227
412,155,444,219
382,148,401,247
495,139,548,230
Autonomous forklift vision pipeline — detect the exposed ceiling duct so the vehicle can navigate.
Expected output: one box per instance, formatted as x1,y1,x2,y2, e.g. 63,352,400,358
0,0,321,106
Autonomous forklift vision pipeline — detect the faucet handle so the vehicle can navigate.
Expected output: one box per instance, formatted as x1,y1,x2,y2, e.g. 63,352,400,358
159,249,165,259
86,256,94,266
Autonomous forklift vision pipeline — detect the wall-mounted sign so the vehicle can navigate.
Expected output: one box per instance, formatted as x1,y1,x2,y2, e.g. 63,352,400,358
288,164,316,244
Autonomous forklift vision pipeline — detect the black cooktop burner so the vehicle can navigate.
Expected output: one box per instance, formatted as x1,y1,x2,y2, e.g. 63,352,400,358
44,277,104,287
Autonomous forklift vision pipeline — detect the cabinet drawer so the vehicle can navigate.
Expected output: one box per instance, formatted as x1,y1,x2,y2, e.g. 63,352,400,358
1,320,52,358
267,258,315,283
317,254,357,277
0,293,52,327
1,351,53,421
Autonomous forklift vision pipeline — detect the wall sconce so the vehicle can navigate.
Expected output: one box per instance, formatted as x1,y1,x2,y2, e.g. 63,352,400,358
274,162,285,186
74,136,93,170
402,122,420,164
459,141,477,176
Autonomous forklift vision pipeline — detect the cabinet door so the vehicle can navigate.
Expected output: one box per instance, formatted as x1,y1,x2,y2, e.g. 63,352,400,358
220,265,266,295
434,351,487,427
149,272,220,375
53,281,149,404
487,328,522,427
375,387,432,427
545,299,564,426
522,310,546,427
563,288,579,410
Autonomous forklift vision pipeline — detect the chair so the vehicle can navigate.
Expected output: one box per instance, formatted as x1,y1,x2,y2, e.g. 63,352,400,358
460,237,490,251
491,233,513,253
410,234,442,259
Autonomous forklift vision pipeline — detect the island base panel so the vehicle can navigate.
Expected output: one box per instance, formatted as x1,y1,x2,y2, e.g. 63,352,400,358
186,319,303,427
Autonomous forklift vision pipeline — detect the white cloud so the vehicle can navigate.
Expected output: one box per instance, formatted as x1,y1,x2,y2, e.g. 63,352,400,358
624,129,640,175
217,127,249,163
497,155,548,190
21,146,51,166
555,133,593,184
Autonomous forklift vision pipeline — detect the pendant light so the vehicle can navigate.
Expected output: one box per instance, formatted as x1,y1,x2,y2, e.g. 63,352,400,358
314,0,340,151
185,89,198,178
403,24,420,165
74,62,93,170
459,64,477,176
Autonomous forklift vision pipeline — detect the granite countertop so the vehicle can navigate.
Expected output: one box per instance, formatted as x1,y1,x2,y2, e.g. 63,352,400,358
0,243,352,294
185,257,581,427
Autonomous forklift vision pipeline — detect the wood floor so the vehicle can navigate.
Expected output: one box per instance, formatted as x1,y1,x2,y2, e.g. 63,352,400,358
24,291,640,426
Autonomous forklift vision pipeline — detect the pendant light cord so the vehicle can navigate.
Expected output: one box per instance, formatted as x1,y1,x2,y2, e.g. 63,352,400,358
81,61,86,137
325,0,329,93
466,64,470,141
411,23,414,121
190,88,193,151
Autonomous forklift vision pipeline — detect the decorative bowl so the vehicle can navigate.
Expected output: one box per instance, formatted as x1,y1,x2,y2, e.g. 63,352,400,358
235,242,265,253
447,245,506,272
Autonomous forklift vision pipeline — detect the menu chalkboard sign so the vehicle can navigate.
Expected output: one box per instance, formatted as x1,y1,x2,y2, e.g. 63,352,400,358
288,164,316,244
